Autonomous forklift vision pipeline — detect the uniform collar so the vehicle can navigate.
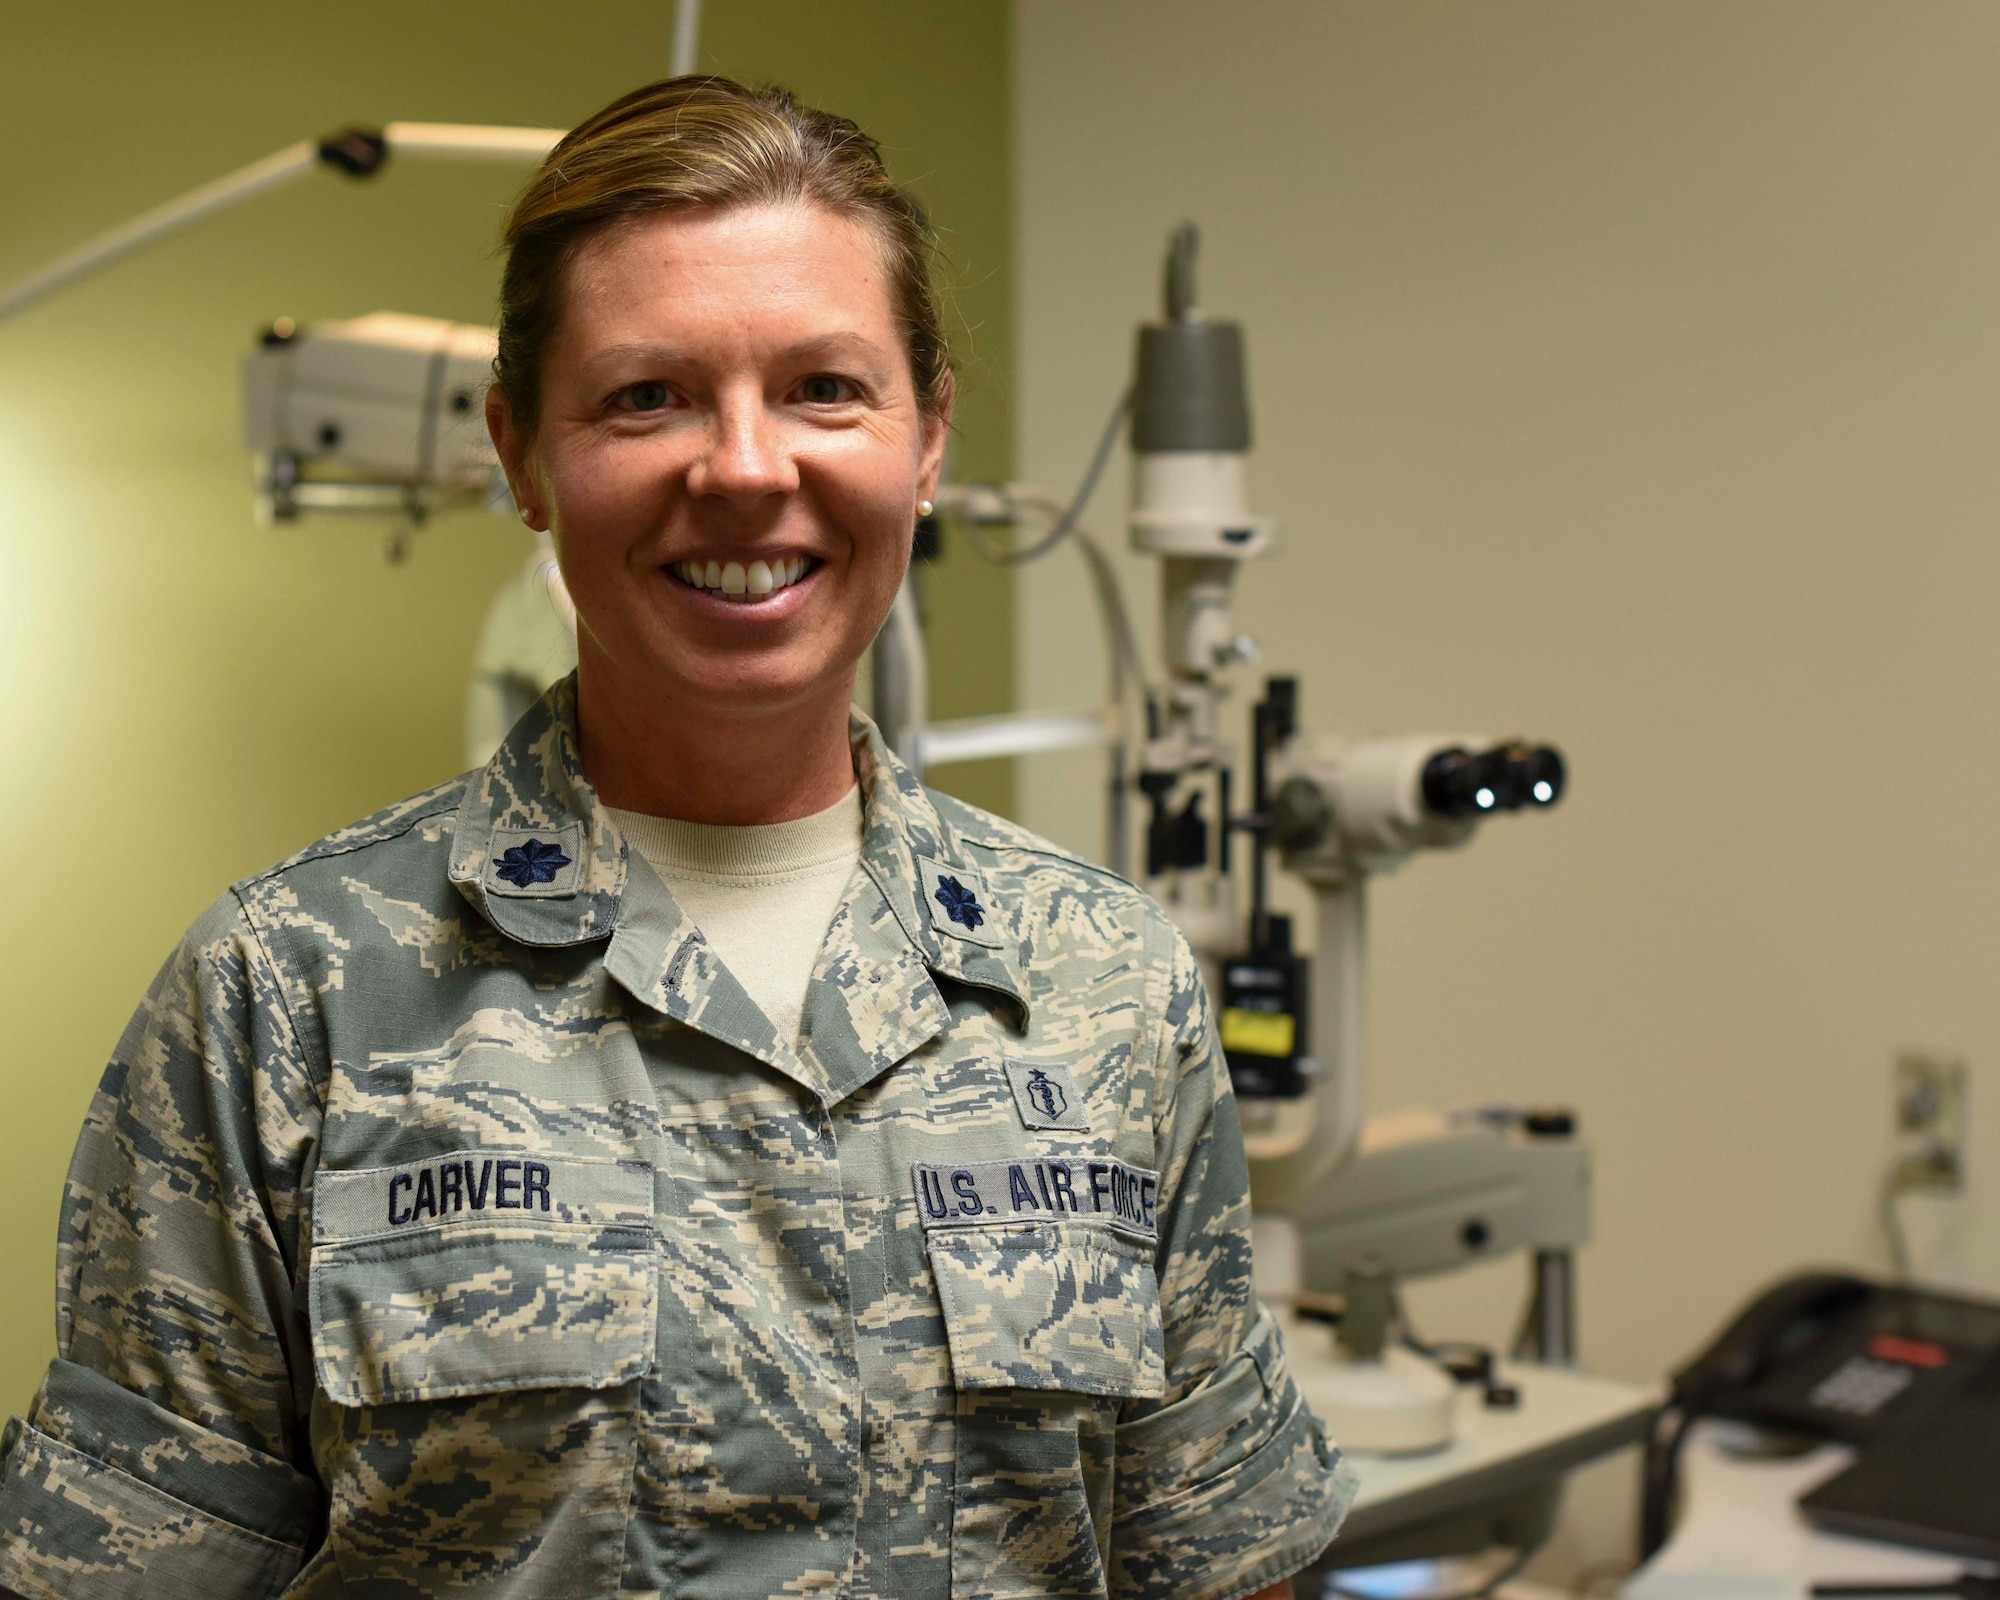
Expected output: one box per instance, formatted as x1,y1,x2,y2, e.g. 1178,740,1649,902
447,675,625,946
844,715,1030,1020
450,680,1030,1102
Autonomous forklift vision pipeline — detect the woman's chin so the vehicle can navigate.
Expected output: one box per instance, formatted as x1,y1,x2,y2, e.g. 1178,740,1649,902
650,653,862,722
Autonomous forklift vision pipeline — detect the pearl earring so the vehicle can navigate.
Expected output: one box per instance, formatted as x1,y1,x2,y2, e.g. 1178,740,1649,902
518,506,535,525
917,499,935,517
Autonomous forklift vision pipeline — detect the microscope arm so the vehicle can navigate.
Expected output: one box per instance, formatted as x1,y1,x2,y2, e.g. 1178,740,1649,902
0,123,561,324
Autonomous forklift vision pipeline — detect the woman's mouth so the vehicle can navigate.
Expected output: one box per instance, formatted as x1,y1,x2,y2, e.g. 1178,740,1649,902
669,555,818,603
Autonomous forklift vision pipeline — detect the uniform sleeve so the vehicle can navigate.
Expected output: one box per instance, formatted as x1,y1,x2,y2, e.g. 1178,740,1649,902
1108,923,1357,1600
0,893,325,1600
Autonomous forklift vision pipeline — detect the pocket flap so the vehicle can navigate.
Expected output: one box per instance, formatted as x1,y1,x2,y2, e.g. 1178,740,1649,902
928,1225,1165,1399
309,1150,656,1407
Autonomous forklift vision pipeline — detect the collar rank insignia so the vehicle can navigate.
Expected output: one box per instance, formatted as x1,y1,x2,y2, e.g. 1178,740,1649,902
918,856,1004,947
1006,1059,1089,1132
494,838,571,887
484,824,584,898
933,875,984,930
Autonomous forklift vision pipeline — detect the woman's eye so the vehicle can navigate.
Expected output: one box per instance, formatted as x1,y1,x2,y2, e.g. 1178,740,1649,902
799,374,856,405
617,381,674,412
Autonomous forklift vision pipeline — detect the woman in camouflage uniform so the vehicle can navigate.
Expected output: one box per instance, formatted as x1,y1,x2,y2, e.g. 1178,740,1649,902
0,78,1353,1600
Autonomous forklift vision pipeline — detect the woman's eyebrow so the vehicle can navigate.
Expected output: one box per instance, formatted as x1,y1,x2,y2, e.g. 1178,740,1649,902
584,333,895,370
776,331,894,367
585,342,692,369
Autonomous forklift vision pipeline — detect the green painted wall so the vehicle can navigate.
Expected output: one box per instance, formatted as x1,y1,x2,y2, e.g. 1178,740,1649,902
0,1,1010,1413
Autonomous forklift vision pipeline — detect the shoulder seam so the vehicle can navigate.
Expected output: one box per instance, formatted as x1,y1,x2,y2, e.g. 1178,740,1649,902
228,886,331,1116
958,831,1137,883
939,810,1145,896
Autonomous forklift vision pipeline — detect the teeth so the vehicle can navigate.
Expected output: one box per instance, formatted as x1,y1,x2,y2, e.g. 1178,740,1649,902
673,556,814,599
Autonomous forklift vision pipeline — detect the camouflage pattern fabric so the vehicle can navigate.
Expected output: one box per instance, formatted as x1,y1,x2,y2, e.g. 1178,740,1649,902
0,677,1353,1599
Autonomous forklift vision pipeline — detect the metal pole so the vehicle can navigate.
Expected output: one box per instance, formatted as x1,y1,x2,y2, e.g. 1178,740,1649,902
672,0,704,76
871,573,929,777
1531,1248,1577,1366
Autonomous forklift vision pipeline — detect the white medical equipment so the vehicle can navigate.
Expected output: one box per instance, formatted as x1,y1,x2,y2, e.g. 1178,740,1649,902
888,228,1585,1463
243,312,511,530
911,230,1633,1577
0,122,587,757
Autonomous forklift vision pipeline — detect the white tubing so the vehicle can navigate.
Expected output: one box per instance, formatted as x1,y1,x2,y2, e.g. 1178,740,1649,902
381,122,564,160
0,139,318,322
916,710,1110,769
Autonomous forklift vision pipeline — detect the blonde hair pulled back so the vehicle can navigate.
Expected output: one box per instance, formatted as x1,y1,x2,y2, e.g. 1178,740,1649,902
495,76,951,432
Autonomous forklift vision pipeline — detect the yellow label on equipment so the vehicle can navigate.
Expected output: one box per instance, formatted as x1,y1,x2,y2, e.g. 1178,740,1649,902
1221,1008,1296,1058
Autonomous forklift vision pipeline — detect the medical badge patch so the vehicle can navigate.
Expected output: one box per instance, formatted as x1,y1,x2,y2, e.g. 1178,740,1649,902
1005,1059,1090,1132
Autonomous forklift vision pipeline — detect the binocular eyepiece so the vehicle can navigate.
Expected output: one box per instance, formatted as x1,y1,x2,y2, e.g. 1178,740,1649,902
1421,742,1566,819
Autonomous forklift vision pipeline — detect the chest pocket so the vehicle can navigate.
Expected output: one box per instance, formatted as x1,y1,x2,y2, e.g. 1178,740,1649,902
310,1148,656,1402
929,1225,1165,1399
306,1149,656,1595
928,1221,1164,1600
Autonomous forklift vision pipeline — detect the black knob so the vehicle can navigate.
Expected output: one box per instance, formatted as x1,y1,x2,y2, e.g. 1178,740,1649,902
317,128,390,178
1171,793,1209,871
1460,1218,1491,1251
1269,775,1330,852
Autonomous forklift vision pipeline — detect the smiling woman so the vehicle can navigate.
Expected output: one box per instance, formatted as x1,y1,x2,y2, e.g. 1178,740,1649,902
489,192,947,824
0,77,1352,1600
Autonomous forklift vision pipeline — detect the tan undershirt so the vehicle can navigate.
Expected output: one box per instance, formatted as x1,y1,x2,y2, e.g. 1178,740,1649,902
607,784,864,1046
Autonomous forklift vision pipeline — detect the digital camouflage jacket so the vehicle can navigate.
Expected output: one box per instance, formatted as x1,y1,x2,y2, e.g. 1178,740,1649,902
0,679,1354,1600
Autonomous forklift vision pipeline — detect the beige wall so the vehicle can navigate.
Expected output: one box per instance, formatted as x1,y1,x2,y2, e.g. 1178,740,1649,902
1015,0,2000,1568
0,0,1011,1415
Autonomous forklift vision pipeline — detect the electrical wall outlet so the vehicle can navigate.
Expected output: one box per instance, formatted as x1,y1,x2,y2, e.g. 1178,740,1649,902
1892,1050,1967,1194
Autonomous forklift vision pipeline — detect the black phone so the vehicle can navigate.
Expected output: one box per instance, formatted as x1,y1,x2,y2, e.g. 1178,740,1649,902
1640,1272,2000,1559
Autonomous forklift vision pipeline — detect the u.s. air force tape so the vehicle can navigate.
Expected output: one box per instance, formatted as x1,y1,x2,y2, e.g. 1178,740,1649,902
912,1157,1159,1242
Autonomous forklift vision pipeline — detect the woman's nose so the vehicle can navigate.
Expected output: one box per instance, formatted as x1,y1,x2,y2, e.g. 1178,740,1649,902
684,393,799,502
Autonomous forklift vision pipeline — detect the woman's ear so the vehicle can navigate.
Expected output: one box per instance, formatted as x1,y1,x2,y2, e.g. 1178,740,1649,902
486,384,546,530
916,370,956,504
